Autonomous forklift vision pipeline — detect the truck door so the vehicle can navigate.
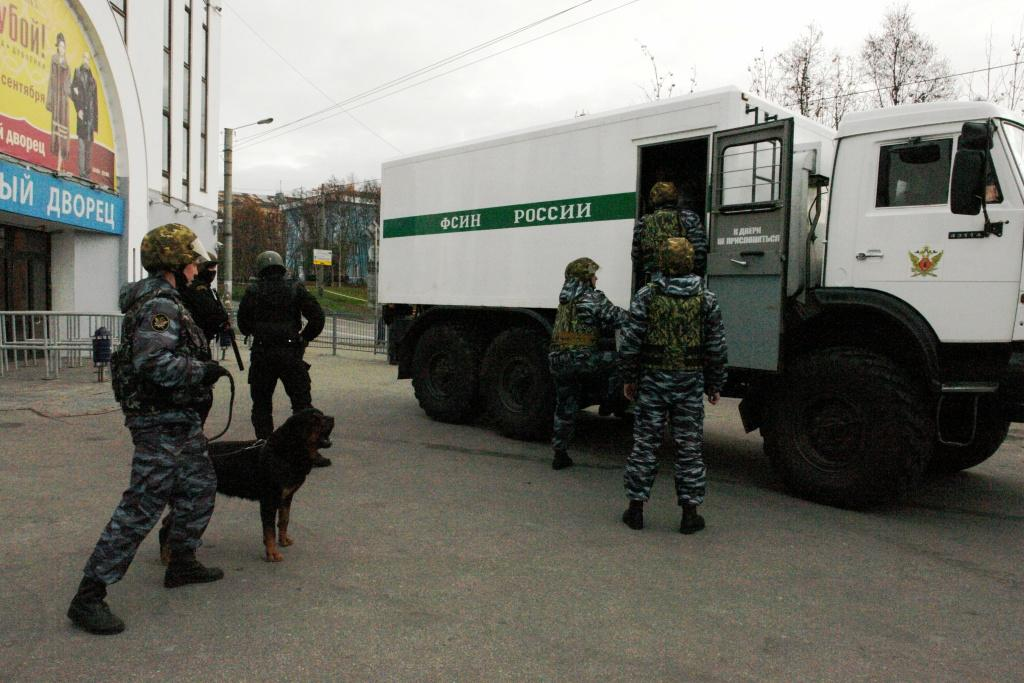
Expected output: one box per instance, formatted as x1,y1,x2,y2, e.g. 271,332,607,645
707,118,794,371
848,127,1024,342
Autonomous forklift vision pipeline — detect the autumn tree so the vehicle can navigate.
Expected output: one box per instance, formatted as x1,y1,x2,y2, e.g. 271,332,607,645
231,195,286,284
861,3,957,106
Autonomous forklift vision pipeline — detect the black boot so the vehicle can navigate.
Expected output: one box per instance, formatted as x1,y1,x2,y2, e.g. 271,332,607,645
679,504,706,535
311,453,332,467
164,550,225,588
621,500,644,530
67,576,125,635
551,449,573,470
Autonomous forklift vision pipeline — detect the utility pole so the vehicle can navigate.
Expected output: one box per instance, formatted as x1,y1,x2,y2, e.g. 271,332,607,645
222,127,233,307
221,117,273,309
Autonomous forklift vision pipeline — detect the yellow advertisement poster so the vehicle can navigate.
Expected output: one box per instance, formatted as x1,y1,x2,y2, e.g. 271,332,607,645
0,0,117,188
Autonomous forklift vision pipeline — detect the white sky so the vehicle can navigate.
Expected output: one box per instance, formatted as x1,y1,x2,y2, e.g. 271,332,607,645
219,0,1021,195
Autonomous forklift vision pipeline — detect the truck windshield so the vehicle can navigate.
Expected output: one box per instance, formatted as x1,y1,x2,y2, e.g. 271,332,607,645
1004,121,1024,179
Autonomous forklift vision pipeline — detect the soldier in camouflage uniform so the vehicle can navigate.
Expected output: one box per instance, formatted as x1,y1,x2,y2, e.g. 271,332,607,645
633,181,708,282
619,237,727,534
67,224,230,635
549,257,628,470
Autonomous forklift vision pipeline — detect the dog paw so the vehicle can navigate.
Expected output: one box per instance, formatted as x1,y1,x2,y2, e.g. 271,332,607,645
265,551,284,562
278,534,294,547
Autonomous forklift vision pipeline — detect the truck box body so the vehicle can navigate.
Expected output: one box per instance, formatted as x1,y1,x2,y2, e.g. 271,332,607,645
380,86,834,311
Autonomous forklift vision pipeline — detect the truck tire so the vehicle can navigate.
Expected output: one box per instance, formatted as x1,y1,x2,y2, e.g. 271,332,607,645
411,324,481,424
929,395,1009,475
480,328,554,441
763,347,933,508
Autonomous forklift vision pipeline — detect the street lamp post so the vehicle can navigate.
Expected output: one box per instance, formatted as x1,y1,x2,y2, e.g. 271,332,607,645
222,116,273,309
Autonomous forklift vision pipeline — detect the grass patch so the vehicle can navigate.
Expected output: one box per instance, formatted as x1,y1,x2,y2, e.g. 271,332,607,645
304,283,375,320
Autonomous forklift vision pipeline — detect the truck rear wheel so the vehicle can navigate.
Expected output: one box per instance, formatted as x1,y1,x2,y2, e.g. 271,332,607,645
411,324,481,424
763,347,933,508
480,328,554,441
929,395,1009,475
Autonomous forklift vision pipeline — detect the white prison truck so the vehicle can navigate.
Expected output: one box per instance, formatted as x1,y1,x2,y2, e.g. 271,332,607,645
379,86,1024,507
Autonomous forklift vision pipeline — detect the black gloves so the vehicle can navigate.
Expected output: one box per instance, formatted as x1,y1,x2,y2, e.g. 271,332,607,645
202,361,231,386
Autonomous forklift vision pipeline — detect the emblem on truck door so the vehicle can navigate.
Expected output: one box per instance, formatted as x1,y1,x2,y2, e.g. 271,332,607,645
909,246,943,277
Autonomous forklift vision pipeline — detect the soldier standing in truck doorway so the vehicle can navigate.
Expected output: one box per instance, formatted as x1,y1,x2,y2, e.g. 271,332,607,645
633,181,708,283
548,257,628,470
619,237,727,533
237,251,330,466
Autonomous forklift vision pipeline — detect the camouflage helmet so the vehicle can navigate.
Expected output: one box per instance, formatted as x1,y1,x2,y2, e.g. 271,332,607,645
140,223,211,273
256,250,285,275
564,257,600,282
650,181,679,207
659,237,695,276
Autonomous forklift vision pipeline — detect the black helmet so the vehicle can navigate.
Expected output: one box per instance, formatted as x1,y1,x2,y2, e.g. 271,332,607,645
256,250,285,275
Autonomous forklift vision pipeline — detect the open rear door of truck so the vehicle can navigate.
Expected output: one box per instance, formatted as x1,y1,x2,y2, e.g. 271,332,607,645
707,118,794,372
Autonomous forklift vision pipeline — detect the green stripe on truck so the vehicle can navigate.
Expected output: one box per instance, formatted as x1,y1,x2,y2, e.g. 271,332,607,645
382,192,637,238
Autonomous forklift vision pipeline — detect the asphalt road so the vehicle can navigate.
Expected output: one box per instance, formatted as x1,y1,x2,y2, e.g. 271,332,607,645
1,349,1022,681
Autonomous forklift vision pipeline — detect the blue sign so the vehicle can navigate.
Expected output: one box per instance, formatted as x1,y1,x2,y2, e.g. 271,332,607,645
0,158,124,235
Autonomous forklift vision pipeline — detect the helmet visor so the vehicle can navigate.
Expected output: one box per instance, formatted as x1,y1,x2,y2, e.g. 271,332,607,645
189,237,212,265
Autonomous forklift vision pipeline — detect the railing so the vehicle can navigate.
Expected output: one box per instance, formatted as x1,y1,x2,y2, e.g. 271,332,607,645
0,311,122,379
2,310,387,379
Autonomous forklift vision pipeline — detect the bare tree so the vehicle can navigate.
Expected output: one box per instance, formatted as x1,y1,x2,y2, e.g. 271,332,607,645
637,44,676,101
776,23,828,120
748,47,783,103
1005,20,1024,112
861,3,957,107
822,52,863,128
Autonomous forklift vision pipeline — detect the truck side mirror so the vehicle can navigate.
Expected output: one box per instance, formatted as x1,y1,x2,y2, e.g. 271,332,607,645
950,121,994,216
950,149,985,215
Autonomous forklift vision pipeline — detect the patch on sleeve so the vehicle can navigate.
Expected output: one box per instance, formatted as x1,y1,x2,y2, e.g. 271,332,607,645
151,313,170,331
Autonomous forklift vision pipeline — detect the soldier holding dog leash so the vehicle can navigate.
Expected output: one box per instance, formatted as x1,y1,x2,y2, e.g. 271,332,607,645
67,224,231,636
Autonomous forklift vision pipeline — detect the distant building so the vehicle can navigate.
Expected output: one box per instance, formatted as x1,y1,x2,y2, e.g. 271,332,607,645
279,186,379,284
0,0,222,312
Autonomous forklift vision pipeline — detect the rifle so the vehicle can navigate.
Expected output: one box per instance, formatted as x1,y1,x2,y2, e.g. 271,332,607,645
225,325,245,371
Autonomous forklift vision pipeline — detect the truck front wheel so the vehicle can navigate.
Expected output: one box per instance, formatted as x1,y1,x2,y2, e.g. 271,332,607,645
480,328,554,441
930,394,1009,475
763,347,933,508
411,324,481,424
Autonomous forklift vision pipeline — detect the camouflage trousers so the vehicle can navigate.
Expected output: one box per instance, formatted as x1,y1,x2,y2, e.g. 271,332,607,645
83,420,216,585
550,350,617,452
624,371,706,506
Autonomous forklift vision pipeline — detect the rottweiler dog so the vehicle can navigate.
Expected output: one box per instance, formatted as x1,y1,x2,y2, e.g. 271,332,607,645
160,408,335,562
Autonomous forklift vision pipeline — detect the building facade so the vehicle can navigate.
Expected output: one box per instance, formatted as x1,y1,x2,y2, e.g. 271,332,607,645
0,0,221,312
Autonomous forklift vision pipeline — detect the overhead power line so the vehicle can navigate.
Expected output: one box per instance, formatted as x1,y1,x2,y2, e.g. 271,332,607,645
233,0,644,152
233,0,602,149
222,1,403,153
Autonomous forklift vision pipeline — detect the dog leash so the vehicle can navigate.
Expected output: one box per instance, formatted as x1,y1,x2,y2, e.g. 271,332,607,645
207,372,235,443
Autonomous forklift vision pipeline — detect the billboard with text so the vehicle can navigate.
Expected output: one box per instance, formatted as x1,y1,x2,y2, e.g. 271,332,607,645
0,0,117,188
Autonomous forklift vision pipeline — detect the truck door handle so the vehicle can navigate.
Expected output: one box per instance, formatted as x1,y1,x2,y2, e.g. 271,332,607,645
856,250,884,261
730,258,748,267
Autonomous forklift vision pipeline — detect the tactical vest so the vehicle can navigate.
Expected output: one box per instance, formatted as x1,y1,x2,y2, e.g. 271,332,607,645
111,288,210,415
550,298,599,352
639,208,683,273
248,278,302,345
640,286,704,371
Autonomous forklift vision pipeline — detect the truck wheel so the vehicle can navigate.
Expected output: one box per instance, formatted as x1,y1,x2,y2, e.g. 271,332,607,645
929,395,1009,475
480,328,554,441
411,324,480,423
763,347,933,508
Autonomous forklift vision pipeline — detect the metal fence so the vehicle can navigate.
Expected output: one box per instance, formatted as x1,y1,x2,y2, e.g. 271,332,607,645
307,314,388,355
0,311,122,378
1,310,386,379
